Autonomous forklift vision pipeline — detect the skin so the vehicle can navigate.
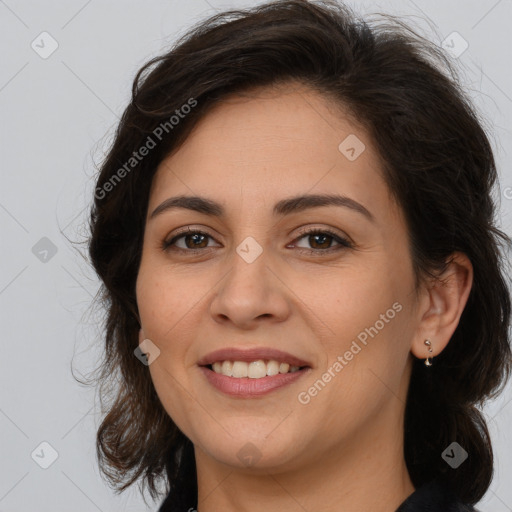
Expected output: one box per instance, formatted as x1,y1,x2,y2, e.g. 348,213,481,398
135,82,473,512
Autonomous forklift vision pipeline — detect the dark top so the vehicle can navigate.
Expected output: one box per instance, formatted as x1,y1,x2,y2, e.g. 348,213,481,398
395,478,479,511
158,477,480,511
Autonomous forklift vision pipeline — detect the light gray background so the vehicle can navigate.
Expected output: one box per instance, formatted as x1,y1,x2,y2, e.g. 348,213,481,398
1,0,511,511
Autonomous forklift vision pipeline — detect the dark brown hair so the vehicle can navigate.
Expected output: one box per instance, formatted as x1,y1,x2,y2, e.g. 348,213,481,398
86,0,512,507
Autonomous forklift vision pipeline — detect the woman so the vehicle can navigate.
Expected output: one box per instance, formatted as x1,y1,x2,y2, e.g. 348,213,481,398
88,1,511,510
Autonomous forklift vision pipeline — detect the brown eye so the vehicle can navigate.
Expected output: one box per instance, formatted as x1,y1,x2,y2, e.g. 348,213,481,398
182,233,209,249
292,228,353,252
307,233,333,249
162,230,219,252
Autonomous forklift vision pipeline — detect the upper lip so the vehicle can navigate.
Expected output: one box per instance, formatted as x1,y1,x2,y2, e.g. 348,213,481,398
197,347,312,368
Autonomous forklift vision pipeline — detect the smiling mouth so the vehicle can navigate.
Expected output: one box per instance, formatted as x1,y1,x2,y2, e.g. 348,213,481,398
203,360,310,379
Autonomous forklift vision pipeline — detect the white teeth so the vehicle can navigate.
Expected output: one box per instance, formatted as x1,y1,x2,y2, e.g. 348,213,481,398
248,360,267,379
221,360,233,377
266,360,280,376
209,359,304,378
232,361,248,378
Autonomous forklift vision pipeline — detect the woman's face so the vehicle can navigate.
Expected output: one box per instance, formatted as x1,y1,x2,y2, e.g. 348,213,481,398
136,83,422,473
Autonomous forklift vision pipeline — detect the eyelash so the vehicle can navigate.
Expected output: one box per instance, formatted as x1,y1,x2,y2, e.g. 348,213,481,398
161,226,354,255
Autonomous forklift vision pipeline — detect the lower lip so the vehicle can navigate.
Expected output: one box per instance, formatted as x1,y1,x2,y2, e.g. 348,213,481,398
199,366,310,397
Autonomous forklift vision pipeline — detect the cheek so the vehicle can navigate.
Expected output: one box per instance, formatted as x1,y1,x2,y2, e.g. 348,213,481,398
149,363,204,442
137,259,198,343
302,265,399,340
136,258,210,384
300,261,412,391
137,264,203,433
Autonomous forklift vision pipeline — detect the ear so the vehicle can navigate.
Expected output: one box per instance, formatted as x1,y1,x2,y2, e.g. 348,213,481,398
410,252,473,362
139,328,146,344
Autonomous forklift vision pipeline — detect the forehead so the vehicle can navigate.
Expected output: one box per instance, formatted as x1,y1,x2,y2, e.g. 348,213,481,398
149,83,397,221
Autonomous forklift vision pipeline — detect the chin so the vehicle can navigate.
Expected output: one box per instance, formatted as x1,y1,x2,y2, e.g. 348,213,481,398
206,441,297,472
192,421,306,471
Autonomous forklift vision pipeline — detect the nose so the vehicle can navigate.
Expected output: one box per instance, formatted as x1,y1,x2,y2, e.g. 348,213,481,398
209,244,291,329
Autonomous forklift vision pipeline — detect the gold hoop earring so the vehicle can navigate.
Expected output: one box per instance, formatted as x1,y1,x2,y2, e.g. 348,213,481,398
424,339,433,366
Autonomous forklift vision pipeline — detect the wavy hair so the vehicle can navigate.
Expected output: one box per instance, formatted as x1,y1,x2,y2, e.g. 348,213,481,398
86,0,512,506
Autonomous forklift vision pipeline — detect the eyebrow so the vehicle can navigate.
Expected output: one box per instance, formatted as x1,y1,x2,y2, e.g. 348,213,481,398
149,193,375,222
